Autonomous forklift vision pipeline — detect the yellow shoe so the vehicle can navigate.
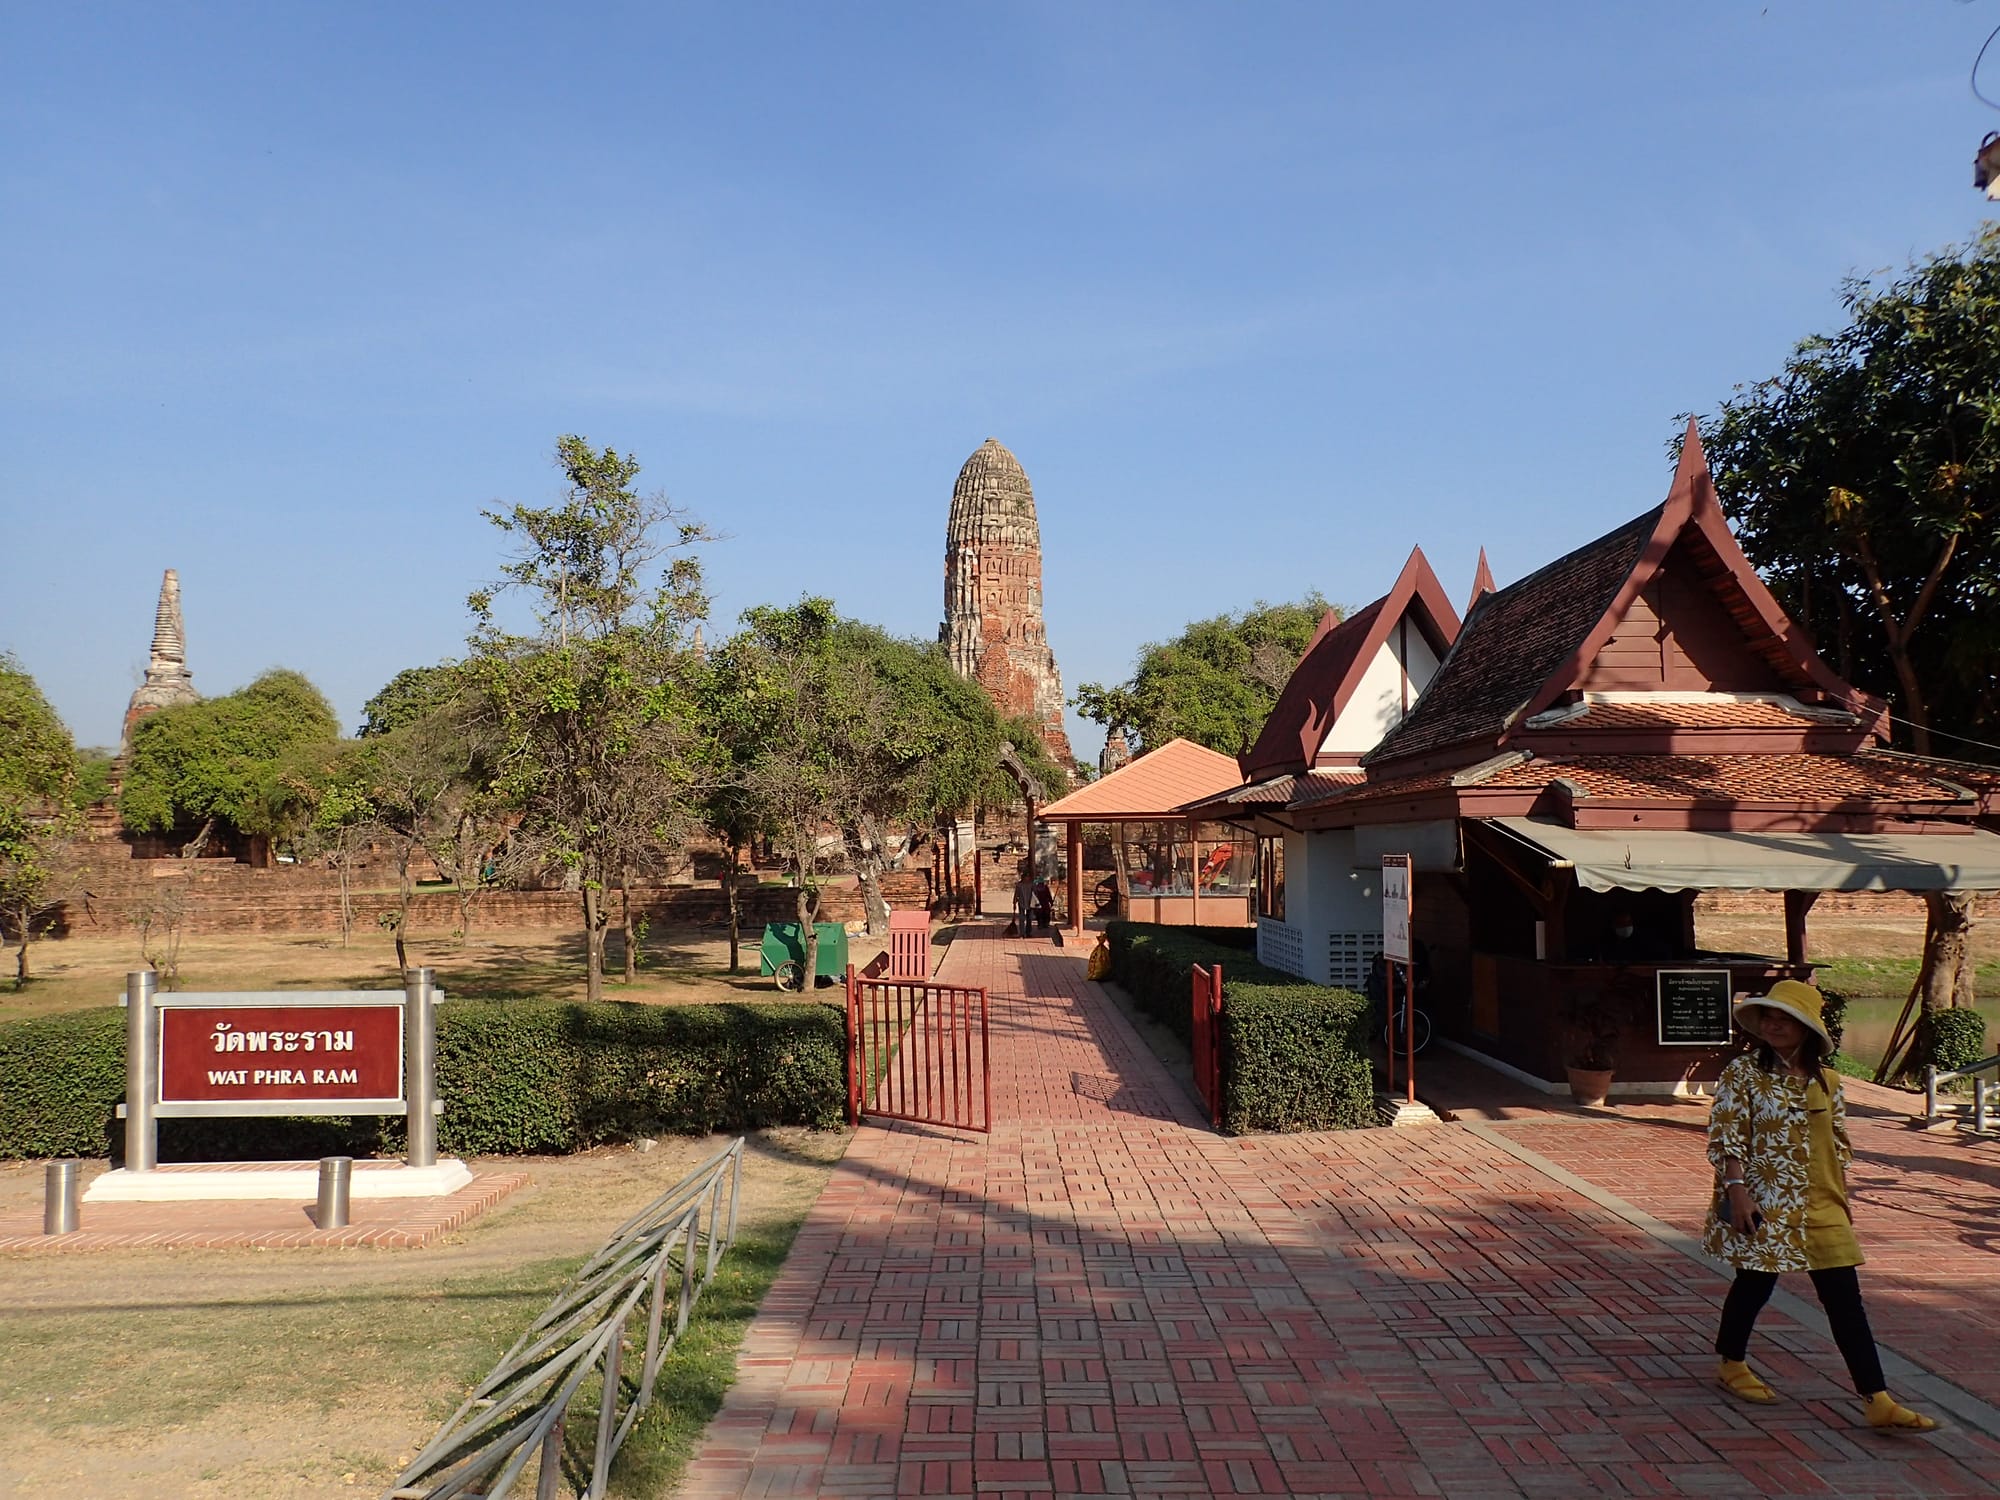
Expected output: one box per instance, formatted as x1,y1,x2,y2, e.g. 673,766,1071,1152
1717,1360,1776,1404
1864,1392,1938,1431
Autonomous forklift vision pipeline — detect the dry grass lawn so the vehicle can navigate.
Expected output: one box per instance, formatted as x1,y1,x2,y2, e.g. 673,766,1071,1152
0,1129,846,1498
2,919,890,1024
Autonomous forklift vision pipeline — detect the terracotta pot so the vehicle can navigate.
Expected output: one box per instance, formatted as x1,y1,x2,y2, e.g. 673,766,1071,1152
1566,1066,1614,1107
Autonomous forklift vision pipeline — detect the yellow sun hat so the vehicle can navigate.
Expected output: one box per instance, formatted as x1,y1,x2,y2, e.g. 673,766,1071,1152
1732,978,1832,1052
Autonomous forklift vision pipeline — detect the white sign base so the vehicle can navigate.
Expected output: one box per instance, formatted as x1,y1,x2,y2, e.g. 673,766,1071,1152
84,1159,472,1203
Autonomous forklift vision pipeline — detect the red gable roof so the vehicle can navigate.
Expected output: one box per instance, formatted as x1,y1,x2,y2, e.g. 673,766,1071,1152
1238,546,1460,781
1366,423,1873,772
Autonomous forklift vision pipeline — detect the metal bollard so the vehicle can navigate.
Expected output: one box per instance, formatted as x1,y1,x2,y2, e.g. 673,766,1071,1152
316,1156,353,1229
43,1160,80,1235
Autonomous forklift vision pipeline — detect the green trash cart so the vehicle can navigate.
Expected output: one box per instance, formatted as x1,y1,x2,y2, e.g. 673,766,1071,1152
758,921,850,991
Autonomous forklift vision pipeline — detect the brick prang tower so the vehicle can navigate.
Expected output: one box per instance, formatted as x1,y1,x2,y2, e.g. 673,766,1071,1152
121,568,200,753
940,438,1075,769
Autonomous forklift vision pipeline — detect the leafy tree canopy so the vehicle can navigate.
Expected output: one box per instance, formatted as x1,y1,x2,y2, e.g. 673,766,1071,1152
0,655,77,813
359,662,465,738
119,669,341,841
1075,594,1333,756
72,748,117,810
465,435,712,1001
708,599,1061,944
0,655,82,982
1700,226,2000,758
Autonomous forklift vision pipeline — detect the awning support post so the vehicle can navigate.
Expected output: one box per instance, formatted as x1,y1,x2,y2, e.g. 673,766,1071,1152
1783,890,1819,968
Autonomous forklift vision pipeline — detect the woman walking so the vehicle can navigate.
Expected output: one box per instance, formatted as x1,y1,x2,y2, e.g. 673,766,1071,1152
1704,979,1935,1430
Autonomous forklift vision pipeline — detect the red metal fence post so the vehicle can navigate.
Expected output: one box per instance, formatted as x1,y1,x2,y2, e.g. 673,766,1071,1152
1210,963,1224,1127
845,963,860,1125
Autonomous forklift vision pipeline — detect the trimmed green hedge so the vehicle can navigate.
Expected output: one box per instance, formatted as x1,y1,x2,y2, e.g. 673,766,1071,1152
1222,981,1376,1134
1105,921,1374,1133
1819,988,1849,1056
0,1000,847,1161
1927,1007,1989,1077
1106,921,1297,1045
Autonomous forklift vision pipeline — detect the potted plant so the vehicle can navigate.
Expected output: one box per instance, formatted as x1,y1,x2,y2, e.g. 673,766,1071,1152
1561,986,1621,1106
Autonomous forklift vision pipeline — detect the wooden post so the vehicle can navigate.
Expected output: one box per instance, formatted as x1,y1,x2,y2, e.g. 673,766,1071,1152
1783,890,1819,968
1383,960,1397,1097
973,842,983,916
1066,820,1085,934
1188,818,1200,926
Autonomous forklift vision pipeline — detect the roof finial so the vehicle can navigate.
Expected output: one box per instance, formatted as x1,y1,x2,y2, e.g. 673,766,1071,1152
1467,548,1496,612
1671,417,1716,512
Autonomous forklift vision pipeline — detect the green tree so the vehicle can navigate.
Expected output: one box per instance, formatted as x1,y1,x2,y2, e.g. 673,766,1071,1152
72,748,117,809
1698,227,2000,1070
466,435,712,1002
269,738,376,947
359,663,466,738
1076,595,1333,755
710,600,1066,979
1700,226,2000,758
119,669,339,855
0,655,82,986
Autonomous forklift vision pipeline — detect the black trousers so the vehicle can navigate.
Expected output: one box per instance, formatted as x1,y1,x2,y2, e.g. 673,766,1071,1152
1715,1265,1885,1395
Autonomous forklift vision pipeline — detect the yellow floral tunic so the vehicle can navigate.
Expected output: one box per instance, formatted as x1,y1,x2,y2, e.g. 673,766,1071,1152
1702,1053,1855,1273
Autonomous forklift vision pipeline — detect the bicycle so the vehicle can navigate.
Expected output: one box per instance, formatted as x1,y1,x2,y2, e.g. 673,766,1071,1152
1383,998,1433,1056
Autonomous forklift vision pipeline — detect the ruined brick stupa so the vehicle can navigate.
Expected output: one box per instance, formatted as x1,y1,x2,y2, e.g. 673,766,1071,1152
121,568,199,752
940,438,1075,769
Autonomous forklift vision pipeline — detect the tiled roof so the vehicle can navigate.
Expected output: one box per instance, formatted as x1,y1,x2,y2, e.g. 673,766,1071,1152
1039,737,1244,820
1537,754,1962,803
1240,601,1379,780
1546,698,1856,731
1291,751,1968,818
1176,770,1356,822
1367,507,1664,764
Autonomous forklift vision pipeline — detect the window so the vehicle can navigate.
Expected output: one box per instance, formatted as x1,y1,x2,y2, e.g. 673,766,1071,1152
1258,836,1286,922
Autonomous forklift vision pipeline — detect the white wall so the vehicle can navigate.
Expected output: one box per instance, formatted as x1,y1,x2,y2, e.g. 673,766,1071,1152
1319,622,1442,756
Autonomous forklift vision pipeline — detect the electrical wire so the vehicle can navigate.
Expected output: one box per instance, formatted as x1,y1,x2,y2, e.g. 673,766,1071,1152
1974,21,2000,112
1881,712,2000,761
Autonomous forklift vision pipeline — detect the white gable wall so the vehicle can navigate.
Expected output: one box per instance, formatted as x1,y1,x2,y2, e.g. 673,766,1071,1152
1319,622,1441,757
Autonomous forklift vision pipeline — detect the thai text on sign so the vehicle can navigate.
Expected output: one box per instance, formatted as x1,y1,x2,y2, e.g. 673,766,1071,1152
1381,855,1412,963
160,1004,403,1103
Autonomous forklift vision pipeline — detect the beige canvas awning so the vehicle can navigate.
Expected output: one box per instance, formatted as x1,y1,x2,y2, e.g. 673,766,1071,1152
1487,817,2000,894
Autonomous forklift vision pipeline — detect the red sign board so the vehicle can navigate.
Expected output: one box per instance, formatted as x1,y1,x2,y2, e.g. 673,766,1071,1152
160,1005,403,1104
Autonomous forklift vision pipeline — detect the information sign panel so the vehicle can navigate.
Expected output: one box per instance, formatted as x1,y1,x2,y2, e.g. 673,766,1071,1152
1656,970,1733,1046
161,1003,403,1107
1381,855,1412,964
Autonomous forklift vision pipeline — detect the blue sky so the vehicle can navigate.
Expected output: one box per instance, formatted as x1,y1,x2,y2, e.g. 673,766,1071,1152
4,2,1996,756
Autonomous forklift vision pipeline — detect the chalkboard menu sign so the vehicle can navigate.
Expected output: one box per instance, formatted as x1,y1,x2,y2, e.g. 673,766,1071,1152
1657,970,1733,1046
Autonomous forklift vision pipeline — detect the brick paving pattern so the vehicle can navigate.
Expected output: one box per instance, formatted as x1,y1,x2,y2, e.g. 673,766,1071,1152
0,1168,527,1252
678,926,2000,1497
1479,1102,2000,1417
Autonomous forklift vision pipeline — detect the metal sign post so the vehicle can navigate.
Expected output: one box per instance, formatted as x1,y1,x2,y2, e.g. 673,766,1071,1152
1381,855,1415,1107
99,968,465,1204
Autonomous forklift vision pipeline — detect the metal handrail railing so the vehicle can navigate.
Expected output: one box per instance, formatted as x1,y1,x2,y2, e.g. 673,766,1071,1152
1925,1053,2000,1132
385,1138,744,1500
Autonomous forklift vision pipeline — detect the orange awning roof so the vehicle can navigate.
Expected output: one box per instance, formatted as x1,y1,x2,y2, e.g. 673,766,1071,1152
1039,737,1244,822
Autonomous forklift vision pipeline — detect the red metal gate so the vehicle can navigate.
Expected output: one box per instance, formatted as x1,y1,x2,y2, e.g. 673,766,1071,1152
846,965,992,1132
1191,961,1223,1127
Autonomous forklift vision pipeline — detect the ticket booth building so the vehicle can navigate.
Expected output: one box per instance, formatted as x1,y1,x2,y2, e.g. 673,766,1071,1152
1286,427,2000,1092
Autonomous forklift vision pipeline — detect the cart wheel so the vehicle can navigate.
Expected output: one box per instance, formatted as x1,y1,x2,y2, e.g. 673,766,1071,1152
774,960,805,993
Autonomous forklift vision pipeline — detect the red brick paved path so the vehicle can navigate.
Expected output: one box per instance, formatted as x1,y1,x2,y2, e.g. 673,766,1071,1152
1476,1099,2000,1421
678,927,2000,1497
